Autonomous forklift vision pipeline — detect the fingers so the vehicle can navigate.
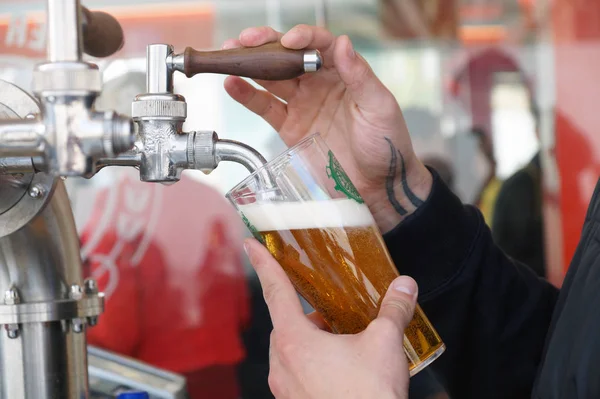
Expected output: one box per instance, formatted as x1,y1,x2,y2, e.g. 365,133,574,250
237,24,336,54
239,26,283,47
254,79,298,102
376,276,418,332
225,26,393,116
244,238,307,330
221,37,297,101
221,39,241,50
221,29,305,101
306,311,332,332
332,35,392,110
224,76,287,132
281,24,337,67
237,25,337,68
223,24,336,101
281,24,335,49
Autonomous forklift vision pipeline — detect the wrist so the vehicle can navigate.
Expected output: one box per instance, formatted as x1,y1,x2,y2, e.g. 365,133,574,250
366,162,432,234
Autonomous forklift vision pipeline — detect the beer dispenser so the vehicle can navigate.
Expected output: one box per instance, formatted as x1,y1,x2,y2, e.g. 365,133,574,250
0,1,322,397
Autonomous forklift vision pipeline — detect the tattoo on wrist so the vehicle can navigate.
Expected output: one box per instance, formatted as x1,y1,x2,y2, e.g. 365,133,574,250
384,138,407,215
384,137,424,216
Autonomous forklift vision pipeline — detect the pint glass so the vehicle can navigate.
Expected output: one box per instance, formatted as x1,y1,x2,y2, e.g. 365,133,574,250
227,133,445,376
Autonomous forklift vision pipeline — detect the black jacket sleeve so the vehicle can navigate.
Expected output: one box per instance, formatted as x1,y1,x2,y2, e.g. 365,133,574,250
383,170,559,399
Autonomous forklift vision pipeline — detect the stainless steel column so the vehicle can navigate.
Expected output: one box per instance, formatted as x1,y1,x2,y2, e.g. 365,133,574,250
0,180,102,398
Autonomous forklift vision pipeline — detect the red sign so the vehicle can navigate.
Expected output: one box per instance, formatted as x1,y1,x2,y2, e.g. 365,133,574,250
0,2,214,60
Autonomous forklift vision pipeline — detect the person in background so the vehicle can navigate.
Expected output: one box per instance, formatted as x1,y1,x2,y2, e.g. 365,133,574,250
471,126,502,227
492,104,546,277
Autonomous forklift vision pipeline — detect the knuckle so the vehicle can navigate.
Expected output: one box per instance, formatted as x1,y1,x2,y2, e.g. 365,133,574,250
258,96,277,117
292,23,311,33
279,341,297,359
258,26,281,41
238,84,257,105
262,282,281,305
265,26,279,36
288,24,314,45
383,299,414,321
351,61,372,86
274,332,297,360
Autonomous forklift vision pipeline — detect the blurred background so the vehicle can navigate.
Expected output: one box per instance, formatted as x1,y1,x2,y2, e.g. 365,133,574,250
0,0,595,397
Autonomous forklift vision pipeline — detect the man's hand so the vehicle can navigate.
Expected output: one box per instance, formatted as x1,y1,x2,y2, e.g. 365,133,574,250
244,238,418,399
223,25,432,233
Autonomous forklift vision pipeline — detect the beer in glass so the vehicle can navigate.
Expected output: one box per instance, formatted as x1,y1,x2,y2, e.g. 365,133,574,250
227,133,444,376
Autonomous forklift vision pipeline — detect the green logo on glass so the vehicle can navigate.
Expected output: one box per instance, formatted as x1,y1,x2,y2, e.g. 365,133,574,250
241,212,265,244
326,150,364,204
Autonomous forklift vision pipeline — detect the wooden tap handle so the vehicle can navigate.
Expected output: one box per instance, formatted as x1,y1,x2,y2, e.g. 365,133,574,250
181,42,322,80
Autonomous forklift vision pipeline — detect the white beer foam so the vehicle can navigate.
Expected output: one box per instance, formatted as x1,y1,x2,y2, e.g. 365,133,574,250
238,198,375,232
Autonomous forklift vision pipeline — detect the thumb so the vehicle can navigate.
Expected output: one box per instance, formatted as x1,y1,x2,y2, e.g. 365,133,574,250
377,276,418,331
333,35,391,110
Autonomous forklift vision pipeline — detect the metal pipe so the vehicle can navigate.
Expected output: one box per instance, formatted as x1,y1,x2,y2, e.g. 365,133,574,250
47,0,83,62
0,120,44,157
0,181,89,398
215,139,268,174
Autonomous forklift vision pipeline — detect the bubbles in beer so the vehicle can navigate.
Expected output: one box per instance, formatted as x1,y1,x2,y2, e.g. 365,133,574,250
240,199,444,371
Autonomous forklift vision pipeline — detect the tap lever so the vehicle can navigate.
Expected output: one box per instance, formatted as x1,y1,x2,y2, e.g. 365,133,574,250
174,42,322,80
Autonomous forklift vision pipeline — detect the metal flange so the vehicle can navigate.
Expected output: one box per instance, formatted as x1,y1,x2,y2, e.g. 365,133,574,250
0,293,104,324
187,131,218,172
131,93,187,121
32,62,102,94
0,79,56,238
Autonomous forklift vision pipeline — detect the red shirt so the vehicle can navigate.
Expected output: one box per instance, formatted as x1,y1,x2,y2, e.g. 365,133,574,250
78,171,249,396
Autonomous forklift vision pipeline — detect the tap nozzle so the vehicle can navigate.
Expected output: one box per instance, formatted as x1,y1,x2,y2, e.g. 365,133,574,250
187,131,274,189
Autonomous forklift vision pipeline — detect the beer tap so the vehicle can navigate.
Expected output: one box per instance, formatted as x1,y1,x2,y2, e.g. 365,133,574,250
0,0,322,396
95,43,322,183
